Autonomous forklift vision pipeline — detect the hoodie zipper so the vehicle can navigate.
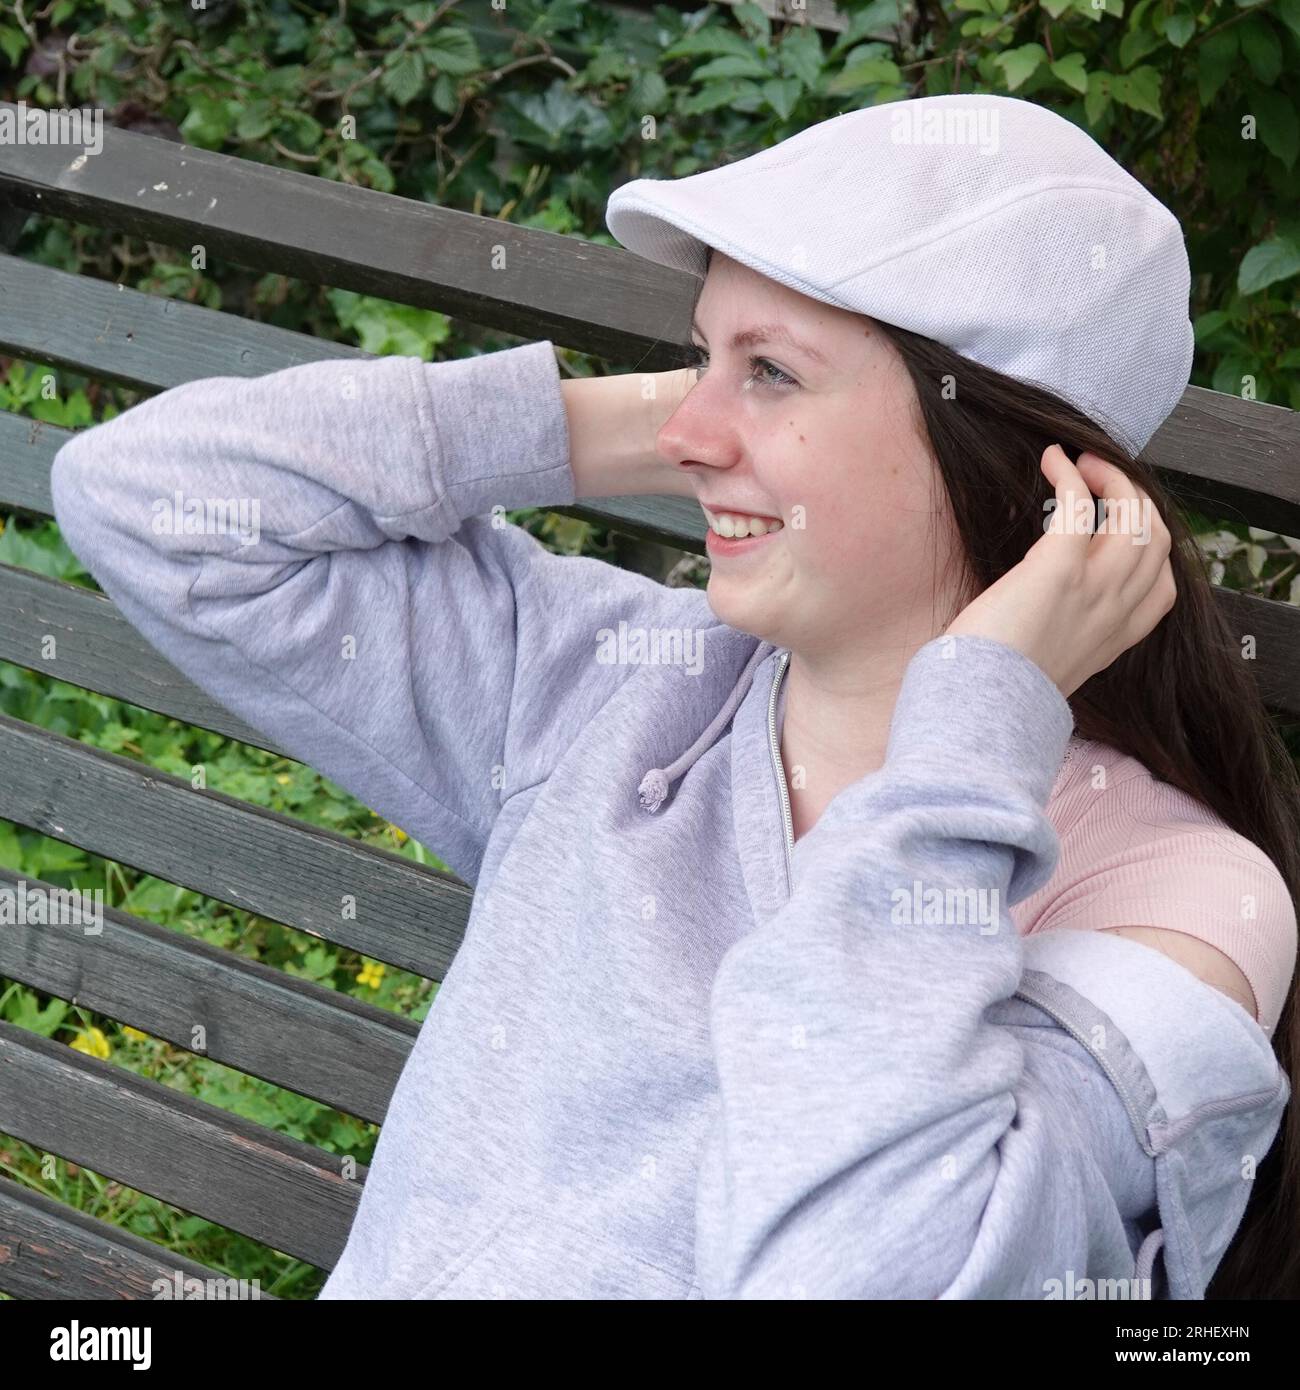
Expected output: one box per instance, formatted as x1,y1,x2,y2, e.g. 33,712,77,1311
767,648,794,895
1012,982,1154,1152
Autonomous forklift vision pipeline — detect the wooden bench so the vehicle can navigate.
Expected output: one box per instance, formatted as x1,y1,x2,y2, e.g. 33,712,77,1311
0,105,1298,1300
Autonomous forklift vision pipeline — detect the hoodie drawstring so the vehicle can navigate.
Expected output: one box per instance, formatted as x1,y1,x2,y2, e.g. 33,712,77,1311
637,641,775,813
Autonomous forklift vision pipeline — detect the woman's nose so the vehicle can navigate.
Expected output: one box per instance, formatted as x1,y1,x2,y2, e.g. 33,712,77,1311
657,380,742,473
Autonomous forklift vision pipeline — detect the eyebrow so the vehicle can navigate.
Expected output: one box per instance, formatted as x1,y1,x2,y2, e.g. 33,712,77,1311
690,319,829,369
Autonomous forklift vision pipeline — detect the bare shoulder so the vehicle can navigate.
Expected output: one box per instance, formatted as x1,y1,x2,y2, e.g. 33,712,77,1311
1099,925,1258,1020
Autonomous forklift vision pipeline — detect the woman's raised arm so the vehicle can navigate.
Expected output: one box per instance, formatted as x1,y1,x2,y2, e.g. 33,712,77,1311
49,341,699,884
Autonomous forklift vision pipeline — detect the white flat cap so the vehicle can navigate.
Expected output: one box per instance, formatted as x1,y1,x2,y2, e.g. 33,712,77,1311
605,93,1193,457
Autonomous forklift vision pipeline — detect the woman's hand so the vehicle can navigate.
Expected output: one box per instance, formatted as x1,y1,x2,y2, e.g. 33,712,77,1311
941,446,1176,699
560,366,697,501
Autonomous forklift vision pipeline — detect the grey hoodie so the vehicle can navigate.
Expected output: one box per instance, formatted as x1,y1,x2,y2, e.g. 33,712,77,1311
49,339,1290,1300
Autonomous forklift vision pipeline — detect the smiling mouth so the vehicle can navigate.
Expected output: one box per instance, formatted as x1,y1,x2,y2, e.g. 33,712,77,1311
700,504,784,539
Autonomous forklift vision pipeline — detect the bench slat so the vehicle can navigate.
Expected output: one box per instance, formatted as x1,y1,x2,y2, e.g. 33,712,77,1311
0,1021,357,1270
2,247,1298,540
0,407,56,515
0,250,366,396
0,107,694,369
0,866,416,1125
1,136,1298,529
0,711,472,979
0,1180,272,1300
0,562,290,755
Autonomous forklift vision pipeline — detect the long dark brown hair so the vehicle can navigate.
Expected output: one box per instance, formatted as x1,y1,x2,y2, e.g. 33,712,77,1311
864,314,1300,1299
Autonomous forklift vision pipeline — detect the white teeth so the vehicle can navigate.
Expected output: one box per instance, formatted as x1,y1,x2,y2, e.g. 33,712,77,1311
702,505,784,539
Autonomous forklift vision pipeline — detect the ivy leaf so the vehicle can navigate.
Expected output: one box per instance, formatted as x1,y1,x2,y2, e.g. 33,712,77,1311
1085,69,1112,124
431,71,458,115
1238,236,1300,293
1163,11,1195,46
1249,85,1299,169
1240,15,1282,84
692,54,772,81
502,84,610,148
327,289,451,358
994,43,1047,92
1111,65,1163,118
381,50,425,106
826,57,902,93
1193,309,1247,351
679,79,763,115
1276,0,1300,41
665,29,761,61
1118,27,1161,70
179,95,234,150
833,0,904,46
732,1,772,45
1050,52,1088,94
762,78,802,121
0,23,27,66
424,26,481,76
235,99,275,142
1198,28,1239,106
628,68,668,112
778,25,824,89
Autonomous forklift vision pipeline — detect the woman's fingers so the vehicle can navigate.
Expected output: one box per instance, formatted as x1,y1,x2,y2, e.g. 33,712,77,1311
1074,454,1173,610
1039,444,1099,569
1071,452,1178,646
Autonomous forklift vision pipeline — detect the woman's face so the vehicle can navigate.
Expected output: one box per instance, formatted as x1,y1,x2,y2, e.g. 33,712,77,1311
656,251,967,657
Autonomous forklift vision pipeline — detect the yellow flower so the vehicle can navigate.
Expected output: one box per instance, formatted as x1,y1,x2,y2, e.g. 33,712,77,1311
122,1025,151,1042
389,825,408,844
358,960,386,990
276,773,291,785
70,1026,111,1059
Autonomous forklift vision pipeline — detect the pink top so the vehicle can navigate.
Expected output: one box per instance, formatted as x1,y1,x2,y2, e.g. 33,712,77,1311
1010,735,1298,1037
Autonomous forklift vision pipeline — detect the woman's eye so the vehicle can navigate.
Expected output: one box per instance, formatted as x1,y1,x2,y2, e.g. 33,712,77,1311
683,345,796,390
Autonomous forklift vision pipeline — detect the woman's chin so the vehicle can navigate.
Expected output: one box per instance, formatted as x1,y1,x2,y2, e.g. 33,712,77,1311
704,577,781,645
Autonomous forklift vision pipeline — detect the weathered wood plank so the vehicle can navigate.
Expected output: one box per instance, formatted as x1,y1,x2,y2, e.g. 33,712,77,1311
0,1181,273,1300
0,106,694,370
0,563,291,755
0,711,473,980
0,866,416,1125
0,1022,358,1270
0,251,367,395
1215,587,1300,714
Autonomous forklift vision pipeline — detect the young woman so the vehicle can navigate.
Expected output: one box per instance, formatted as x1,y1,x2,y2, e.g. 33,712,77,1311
50,95,1297,1299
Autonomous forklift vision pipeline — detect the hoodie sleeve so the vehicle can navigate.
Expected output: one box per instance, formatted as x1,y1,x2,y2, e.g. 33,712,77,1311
694,633,1184,1299
49,340,686,884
